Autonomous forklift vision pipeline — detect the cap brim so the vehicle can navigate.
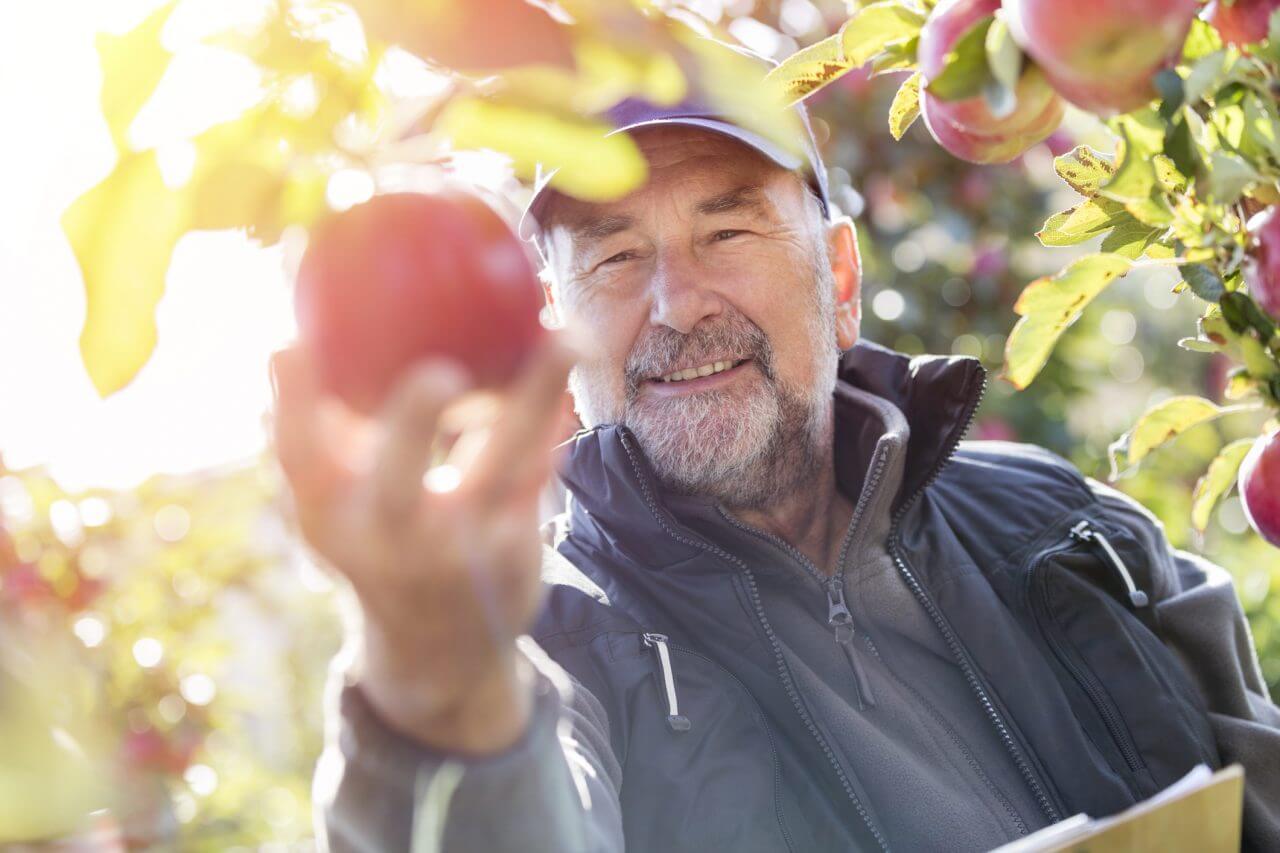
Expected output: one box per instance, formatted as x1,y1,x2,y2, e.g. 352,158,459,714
517,117,808,242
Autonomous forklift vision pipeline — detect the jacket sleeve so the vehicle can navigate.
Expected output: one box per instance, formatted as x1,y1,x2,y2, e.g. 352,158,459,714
1089,478,1280,849
312,636,624,853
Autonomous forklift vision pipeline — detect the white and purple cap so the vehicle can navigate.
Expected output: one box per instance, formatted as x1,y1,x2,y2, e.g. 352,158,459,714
517,90,831,243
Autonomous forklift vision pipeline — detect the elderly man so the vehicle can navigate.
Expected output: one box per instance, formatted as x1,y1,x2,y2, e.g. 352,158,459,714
273,91,1280,852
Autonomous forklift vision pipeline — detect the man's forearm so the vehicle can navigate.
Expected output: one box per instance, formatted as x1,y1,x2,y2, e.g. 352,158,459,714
314,639,624,853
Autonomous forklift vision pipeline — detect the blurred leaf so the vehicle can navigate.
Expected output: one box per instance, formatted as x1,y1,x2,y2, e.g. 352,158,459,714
888,72,922,141
1154,69,1184,123
62,152,188,397
1179,263,1226,302
984,15,1021,95
1221,291,1279,339
97,1,176,151
438,96,646,201
1243,93,1280,164
768,1,924,103
1037,198,1130,247
1181,18,1223,63
1109,395,1239,476
1003,254,1134,389
1192,438,1255,532
871,36,920,75
1054,146,1115,197
1208,150,1262,203
926,16,993,101
1184,50,1230,105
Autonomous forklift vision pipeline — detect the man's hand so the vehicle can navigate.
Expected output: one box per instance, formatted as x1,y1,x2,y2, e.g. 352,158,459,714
270,337,576,755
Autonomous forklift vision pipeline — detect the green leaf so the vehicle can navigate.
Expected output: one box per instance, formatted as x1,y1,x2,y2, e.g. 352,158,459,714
984,14,1021,110
888,72,923,141
1191,438,1255,532
1153,69,1184,123
1178,263,1226,302
1243,93,1280,164
1054,146,1115,197
1100,121,1157,204
438,97,647,202
1221,291,1278,339
767,1,925,103
926,16,994,101
1101,220,1162,259
1183,50,1230,105
1037,198,1131,247
62,151,188,397
871,36,920,75
1109,395,1237,476
96,1,177,151
1002,254,1134,389
842,2,928,66
1207,150,1261,203
1181,18,1223,63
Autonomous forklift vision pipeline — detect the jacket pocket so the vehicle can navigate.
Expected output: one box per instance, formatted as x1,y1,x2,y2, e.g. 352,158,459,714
1026,519,1216,800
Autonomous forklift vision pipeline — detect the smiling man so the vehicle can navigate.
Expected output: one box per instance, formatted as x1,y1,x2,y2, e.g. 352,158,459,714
275,83,1280,852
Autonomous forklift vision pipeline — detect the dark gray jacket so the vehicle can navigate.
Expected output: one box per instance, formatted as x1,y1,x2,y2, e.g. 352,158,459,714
316,342,1280,852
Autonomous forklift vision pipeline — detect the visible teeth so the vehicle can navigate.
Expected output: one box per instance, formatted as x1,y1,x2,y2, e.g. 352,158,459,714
659,360,739,382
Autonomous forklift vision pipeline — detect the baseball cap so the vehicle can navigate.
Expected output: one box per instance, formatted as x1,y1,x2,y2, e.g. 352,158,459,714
517,71,831,243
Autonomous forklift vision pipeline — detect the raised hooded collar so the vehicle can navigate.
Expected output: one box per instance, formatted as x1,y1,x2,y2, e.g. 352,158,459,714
556,340,987,567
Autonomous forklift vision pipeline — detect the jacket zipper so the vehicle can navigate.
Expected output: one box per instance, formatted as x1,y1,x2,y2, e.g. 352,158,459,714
886,370,1065,825
1025,529,1146,785
1068,521,1149,609
642,633,691,732
664,640,797,853
617,432,890,853
826,579,876,710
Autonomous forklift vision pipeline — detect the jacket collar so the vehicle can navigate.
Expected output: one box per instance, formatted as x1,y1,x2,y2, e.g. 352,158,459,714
556,340,987,565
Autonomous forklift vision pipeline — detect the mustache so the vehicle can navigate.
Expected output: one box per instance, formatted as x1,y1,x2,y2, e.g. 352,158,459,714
623,314,775,397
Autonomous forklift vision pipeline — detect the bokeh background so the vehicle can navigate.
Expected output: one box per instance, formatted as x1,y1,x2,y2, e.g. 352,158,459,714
1,0,1276,847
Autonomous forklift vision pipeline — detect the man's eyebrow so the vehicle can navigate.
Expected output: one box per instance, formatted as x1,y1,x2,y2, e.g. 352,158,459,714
570,214,636,243
694,184,769,216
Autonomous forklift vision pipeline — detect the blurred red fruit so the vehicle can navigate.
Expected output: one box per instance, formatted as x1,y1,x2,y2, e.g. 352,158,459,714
352,0,574,72
919,0,1063,163
1204,0,1280,46
1245,206,1280,320
1003,0,1199,116
1239,429,1280,546
2,563,56,606
295,192,545,415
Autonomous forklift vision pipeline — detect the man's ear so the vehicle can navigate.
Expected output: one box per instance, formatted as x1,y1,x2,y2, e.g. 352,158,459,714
828,216,861,351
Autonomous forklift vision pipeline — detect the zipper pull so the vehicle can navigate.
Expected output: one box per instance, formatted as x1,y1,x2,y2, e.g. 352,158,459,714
642,633,691,732
826,579,876,710
1070,521,1149,608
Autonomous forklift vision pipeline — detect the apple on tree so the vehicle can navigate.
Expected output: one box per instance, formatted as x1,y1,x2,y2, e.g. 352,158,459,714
1240,428,1280,546
1245,206,1280,320
1003,0,1201,116
919,0,1064,164
1204,0,1280,47
294,191,546,416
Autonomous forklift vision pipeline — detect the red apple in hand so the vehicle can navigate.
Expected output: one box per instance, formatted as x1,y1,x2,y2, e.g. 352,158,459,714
1245,206,1280,320
351,0,574,72
295,192,546,415
1003,0,1200,116
1204,0,1280,46
919,0,1064,163
1240,429,1280,546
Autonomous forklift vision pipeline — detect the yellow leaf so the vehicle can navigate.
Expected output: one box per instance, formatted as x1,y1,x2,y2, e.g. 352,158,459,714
62,152,188,397
438,97,647,201
1002,254,1133,390
96,1,177,151
888,71,922,141
1191,438,1255,533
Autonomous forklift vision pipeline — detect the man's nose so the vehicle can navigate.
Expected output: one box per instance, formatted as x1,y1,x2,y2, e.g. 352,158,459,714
646,247,722,335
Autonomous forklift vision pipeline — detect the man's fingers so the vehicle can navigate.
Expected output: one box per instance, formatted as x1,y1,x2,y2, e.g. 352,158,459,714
465,336,578,503
270,345,351,506
368,360,470,526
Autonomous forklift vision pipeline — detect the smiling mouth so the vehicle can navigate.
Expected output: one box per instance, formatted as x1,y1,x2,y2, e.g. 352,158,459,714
651,358,749,383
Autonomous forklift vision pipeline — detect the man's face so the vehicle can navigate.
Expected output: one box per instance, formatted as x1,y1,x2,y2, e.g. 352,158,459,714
541,126,847,509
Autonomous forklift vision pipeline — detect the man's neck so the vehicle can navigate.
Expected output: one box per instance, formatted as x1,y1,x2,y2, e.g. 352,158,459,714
727,442,855,577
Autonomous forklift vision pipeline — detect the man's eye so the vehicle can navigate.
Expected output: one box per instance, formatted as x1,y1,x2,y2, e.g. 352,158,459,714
713,229,743,242
601,251,634,266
